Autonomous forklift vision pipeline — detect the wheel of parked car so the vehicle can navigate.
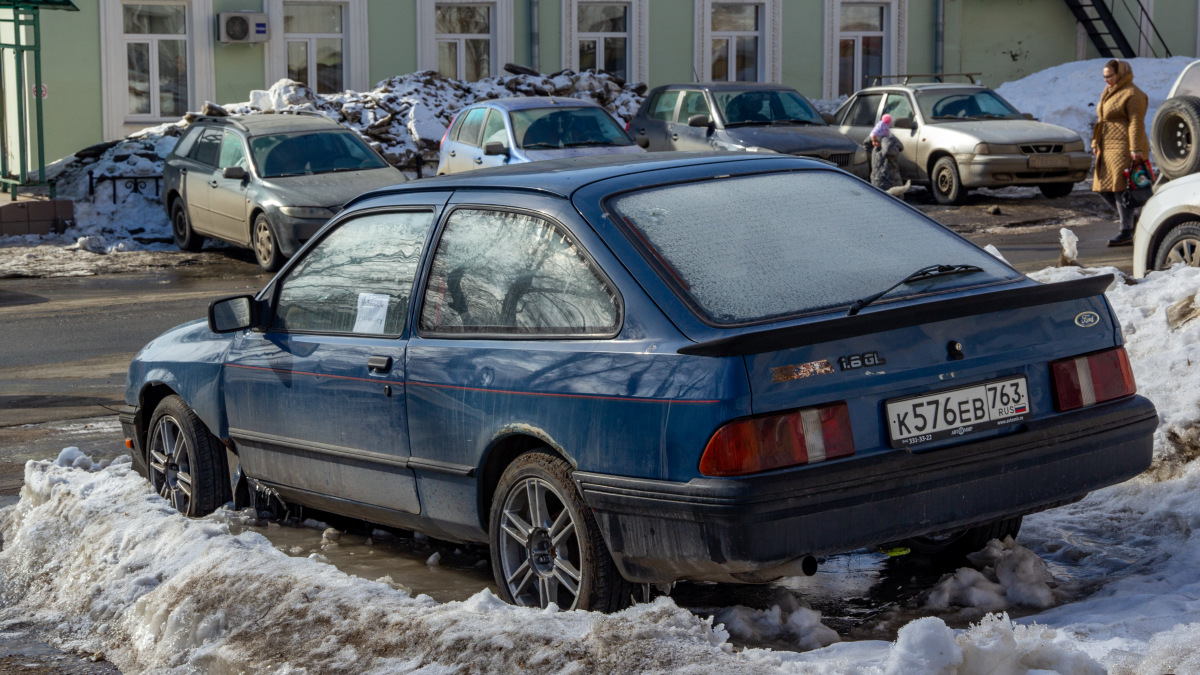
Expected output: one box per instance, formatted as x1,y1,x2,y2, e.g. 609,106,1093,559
931,156,965,205
1153,221,1200,271
1039,182,1074,199
171,201,204,252
252,213,283,272
904,516,1023,560
1152,96,1200,180
146,395,228,517
489,451,633,612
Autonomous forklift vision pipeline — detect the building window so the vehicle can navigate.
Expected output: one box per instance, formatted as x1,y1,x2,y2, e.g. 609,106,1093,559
710,3,761,81
577,3,629,79
838,3,885,96
693,0,779,85
122,2,190,119
823,0,906,99
436,4,493,80
283,2,345,94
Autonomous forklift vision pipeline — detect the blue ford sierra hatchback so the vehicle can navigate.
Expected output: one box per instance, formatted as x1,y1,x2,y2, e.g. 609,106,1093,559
121,153,1155,612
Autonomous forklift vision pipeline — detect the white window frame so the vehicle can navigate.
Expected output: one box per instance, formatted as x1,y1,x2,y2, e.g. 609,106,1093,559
823,0,907,99
266,0,369,93
693,0,781,83
417,0,514,80
561,0,648,83
99,0,215,141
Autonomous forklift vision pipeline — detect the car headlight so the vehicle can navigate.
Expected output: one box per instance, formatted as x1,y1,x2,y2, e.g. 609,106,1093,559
1064,140,1086,152
280,206,334,219
973,143,1021,155
974,143,991,155
854,146,868,164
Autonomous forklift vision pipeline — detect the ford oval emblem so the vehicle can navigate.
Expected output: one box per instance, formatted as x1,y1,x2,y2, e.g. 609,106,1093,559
1075,311,1100,328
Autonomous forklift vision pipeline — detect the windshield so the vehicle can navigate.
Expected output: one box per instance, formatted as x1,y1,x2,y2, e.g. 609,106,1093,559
712,89,824,126
249,130,389,178
916,89,1023,121
607,171,1017,325
511,107,633,149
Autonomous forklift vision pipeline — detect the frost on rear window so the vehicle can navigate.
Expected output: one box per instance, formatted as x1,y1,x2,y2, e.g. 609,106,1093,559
608,171,1017,324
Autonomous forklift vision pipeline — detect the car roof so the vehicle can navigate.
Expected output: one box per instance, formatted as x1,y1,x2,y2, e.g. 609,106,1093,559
854,83,989,94
652,82,802,93
465,96,603,112
192,113,344,137
346,152,833,207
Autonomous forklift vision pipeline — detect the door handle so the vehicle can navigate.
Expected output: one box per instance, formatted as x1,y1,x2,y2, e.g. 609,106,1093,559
449,150,456,157
671,133,679,141
367,355,392,372
474,157,483,165
209,180,219,188
180,168,188,175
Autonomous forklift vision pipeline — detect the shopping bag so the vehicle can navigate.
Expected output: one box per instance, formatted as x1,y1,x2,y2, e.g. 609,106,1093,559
1121,159,1155,208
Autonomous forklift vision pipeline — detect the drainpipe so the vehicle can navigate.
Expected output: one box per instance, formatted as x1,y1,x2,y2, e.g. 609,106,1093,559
934,0,944,75
530,0,541,72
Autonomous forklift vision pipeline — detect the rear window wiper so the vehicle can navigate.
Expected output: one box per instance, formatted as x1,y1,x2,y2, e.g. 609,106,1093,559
847,264,984,316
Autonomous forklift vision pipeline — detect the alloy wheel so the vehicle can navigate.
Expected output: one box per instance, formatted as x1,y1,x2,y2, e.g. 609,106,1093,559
148,415,193,514
254,219,275,266
1167,237,1200,267
497,477,582,609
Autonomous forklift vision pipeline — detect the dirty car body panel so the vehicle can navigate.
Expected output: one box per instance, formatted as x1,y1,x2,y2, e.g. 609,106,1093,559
125,153,1153,589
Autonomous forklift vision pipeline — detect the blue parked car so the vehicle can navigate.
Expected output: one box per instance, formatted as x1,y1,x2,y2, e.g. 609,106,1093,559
435,97,643,175
121,153,1155,612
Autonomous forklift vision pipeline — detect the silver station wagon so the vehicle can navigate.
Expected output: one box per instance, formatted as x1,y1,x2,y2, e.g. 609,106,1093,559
834,80,1092,204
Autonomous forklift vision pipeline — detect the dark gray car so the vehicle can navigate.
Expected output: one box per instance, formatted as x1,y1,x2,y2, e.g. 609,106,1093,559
628,83,865,174
163,113,405,271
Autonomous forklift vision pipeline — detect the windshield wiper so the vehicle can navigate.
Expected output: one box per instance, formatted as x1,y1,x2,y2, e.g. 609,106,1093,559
846,264,984,316
523,142,560,149
770,118,817,126
724,121,771,128
562,140,617,148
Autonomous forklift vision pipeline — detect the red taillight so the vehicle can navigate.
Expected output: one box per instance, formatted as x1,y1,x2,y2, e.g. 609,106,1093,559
699,402,854,477
441,113,459,150
1050,346,1136,412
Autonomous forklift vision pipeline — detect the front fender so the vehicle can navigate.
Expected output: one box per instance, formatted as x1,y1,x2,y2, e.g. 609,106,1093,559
126,318,236,438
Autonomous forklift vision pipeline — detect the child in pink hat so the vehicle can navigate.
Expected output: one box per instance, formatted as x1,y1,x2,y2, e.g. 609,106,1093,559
870,113,893,140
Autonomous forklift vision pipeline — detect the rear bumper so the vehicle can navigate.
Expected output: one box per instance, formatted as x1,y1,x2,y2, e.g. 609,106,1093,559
574,395,1156,584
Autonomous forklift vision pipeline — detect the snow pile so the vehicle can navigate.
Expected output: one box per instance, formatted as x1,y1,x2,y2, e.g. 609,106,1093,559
713,603,840,650
924,538,1058,612
996,55,1195,144
1058,227,1079,266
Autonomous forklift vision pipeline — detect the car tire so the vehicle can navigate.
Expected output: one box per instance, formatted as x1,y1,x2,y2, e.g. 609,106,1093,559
1039,182,1074,199
252,213,283,272
489,451,634,612
146,394,228,517
1153,222,1200,271
1151,96,1200,180
931,156,965,205
903,515,1023,560
171,201,204,252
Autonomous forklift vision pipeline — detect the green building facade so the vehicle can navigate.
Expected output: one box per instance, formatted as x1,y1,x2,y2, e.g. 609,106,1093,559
15,0,1200,164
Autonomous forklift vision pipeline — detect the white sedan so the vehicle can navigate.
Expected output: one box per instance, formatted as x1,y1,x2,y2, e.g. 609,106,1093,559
1134,173,1200,277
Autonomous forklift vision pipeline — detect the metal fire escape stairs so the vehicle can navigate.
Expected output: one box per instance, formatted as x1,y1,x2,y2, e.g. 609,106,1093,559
1062,0,1172,58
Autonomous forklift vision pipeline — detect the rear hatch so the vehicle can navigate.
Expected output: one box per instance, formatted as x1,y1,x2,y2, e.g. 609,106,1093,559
600,166,1124,458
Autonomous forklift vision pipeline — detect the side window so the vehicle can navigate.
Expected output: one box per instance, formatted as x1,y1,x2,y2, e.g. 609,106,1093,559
420,209,619,336
218,132,248,170
189,128,224,167
482,109,508,148
679,91,711,121
271,211,434,335
647,91,681,122
845,93,883,127
172,126,203,158
883,93,914,123
455,107,487,146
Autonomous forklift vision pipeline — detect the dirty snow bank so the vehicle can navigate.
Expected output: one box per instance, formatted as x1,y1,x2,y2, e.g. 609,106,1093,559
996,56,1194,145
0,456,1102,673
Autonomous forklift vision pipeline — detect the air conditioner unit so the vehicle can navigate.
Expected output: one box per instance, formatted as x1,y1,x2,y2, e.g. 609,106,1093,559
218,12,268,43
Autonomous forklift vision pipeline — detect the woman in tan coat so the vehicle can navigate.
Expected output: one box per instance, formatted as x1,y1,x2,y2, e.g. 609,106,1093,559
1092,59,1150,247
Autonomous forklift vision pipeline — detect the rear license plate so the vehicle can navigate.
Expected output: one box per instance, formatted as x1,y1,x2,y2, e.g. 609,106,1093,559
885,376,1030,448
1028,154,1068,169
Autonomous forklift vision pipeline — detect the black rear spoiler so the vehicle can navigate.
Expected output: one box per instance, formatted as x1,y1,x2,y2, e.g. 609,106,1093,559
678,274,1114,357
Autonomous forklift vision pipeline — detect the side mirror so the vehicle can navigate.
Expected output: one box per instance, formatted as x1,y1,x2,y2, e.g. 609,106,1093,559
222,166,247,180
1022,112,1036,121
687,114,712,128
208,295,259,333
892,117,915,130
483,141,509,157
821,112,837,125
635,136,650,149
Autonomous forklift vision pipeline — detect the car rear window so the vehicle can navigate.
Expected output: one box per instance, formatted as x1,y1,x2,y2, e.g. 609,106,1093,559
607,171,1019,325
